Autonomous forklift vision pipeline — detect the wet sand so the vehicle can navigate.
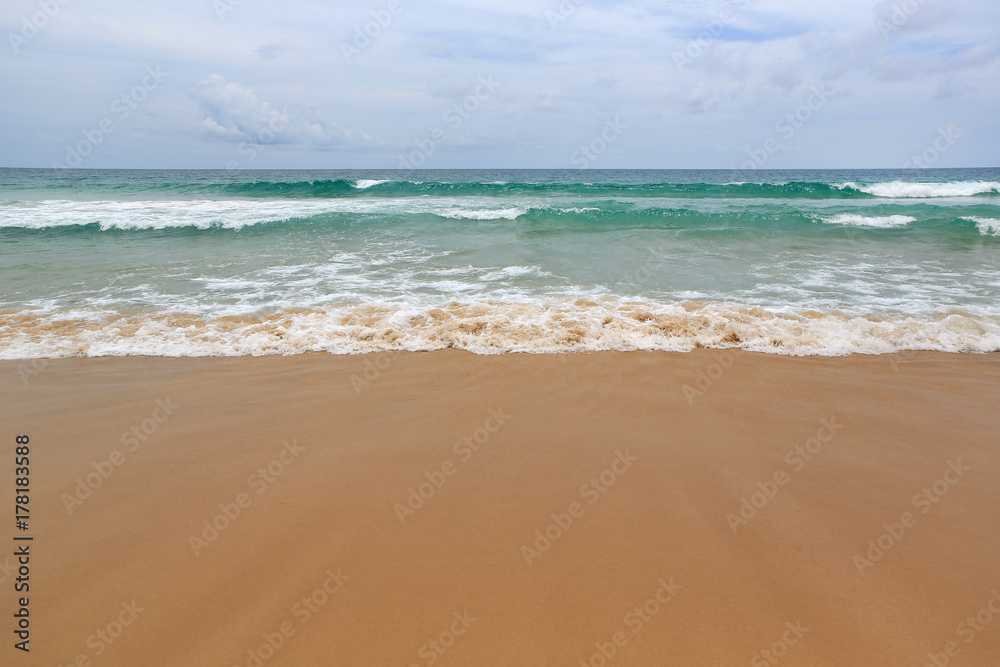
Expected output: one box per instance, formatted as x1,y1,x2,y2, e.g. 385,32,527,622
2,349,999,666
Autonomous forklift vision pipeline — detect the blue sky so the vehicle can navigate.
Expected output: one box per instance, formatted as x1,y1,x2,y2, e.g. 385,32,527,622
1,0,997,168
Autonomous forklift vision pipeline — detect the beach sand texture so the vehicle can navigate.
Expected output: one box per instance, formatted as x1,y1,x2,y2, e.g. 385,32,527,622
2,350,999,666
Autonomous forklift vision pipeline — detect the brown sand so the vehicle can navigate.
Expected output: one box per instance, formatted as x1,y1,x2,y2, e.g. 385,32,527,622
2,350,999,666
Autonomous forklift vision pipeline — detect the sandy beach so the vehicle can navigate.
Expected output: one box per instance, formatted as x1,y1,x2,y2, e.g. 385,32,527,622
3,349,999,666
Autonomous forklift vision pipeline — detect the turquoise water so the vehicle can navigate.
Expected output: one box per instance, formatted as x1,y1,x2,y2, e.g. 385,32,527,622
1,168,998,357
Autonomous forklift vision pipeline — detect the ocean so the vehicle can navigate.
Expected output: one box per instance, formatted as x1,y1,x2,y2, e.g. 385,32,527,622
1,168,998,357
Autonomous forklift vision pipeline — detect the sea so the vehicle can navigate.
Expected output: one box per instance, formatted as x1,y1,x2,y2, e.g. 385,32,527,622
1,168,998,358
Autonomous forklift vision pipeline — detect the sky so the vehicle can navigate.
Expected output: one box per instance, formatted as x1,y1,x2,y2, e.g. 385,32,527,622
1,0,998,169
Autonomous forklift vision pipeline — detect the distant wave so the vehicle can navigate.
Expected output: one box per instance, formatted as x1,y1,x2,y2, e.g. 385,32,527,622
837,181,1000,198
5,177,1000,200
3,199,1000,236
0,199,342,230
352,179,389,189
820,214,915,228
199,179,872,199
437,207,529,220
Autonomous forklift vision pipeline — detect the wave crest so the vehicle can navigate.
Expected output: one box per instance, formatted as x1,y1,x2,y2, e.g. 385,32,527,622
838,181,1000,198
962,216,1000,236
821,214,915,228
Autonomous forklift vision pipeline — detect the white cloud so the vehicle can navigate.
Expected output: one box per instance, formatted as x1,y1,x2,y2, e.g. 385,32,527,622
192,75,372,148
1,0,998,167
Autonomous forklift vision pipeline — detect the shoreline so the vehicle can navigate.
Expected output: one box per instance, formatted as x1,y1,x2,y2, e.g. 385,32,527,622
3,349,999,665
4,300,1000,359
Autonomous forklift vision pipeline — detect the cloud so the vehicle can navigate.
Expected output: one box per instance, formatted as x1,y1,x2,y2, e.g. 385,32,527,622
874,0,960,38
2,0,999,168
933,73,974,100
192,75,372,147
418,31,540,61
769,62,804,90
869,40,1000,82
255,44,290,60
670,84,722,114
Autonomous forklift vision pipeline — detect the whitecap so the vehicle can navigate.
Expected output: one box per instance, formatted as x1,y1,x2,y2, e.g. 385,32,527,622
437,207,528,220
821,214,915,228
352,179,389,189
838,181,1000,198
961,216,1000,237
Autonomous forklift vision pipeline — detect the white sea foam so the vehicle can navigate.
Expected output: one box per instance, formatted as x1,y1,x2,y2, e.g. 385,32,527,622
437,207,528,220
2,301,997,359
839,181,1000,198
352,179,389,189
961,217,1000,236
0,199,541,229
480,266,543,281
821,214,916,228
196,277,270,291
0,199,341,230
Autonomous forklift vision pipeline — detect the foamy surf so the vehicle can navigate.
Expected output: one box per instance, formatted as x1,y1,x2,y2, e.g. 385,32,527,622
1,301,998,359
2,168,998,359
